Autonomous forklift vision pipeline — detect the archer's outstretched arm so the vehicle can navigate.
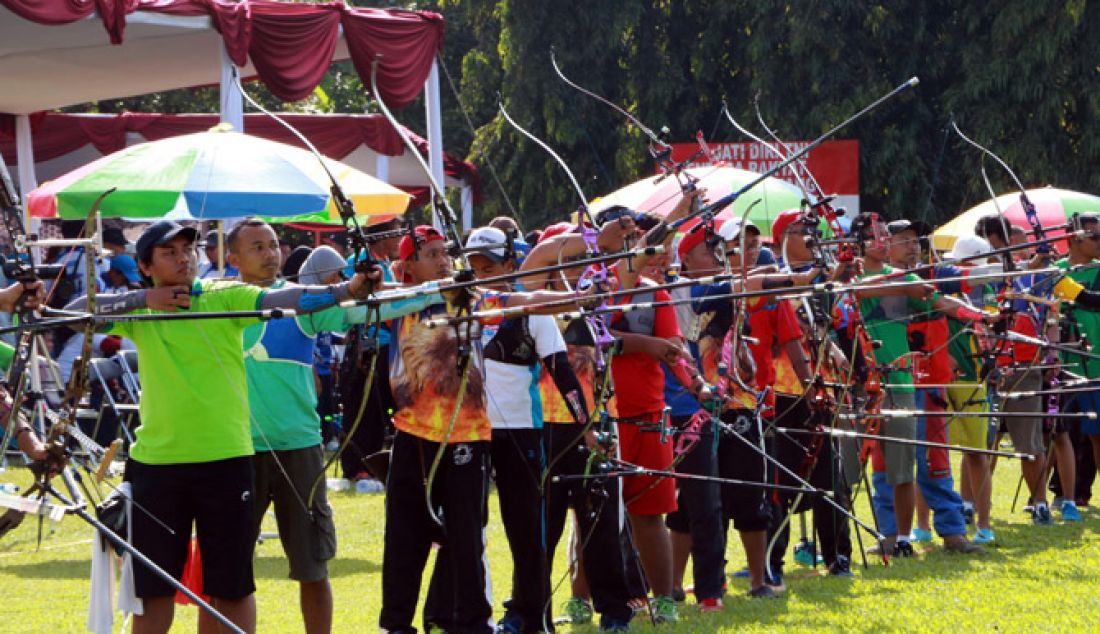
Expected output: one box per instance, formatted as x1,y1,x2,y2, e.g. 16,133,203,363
1054,276,1100,310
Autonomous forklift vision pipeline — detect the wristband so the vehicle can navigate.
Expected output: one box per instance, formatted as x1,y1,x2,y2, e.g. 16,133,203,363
956,306,984,322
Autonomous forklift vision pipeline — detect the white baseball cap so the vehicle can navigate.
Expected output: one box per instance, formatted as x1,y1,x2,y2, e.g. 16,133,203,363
947,235,993,262
716,217,760,243
465,226,510,263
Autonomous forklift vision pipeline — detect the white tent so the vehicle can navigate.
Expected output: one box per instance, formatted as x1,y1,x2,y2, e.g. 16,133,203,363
0,2,468,225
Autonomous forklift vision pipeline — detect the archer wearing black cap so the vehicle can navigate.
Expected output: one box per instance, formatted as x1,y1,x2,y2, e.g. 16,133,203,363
64,218,385,633
198,227,238,279
101,227,130,256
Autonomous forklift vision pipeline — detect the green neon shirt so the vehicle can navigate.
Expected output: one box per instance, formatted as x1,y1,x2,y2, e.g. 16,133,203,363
858,266,938,392
1056,258,1100,378
107,278,264,465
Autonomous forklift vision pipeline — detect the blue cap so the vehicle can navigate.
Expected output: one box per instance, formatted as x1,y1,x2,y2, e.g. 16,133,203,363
109,254,143,284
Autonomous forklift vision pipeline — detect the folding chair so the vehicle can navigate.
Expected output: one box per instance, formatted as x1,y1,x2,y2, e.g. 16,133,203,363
88,357,139,446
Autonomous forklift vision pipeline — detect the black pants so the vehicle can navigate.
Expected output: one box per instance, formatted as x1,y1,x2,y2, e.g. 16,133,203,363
544,424,633,626
491,428,550,632
1050,419,1096,502
664,413,726,600
766,396,852,572
380,431,492,634
340,341,395,480
717,409,772,534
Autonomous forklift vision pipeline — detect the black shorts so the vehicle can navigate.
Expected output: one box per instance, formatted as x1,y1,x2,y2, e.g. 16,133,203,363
127,456,256,600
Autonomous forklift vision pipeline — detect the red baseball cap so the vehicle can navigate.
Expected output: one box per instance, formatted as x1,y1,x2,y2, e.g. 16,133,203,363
537,222,577,244
398,225,445,261
770,209,804,246
677,219,724,260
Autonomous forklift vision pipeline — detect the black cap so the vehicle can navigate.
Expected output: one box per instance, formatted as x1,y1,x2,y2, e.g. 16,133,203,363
886,219,931,237
102,227,128,248
136,220,199,262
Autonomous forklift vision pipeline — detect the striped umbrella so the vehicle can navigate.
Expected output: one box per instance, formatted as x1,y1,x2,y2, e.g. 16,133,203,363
932,187,1100,253
27,127,410,221
590,166,806,238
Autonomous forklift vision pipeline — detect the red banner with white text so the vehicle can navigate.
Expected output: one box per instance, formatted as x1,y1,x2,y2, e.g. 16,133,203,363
670,140,860,214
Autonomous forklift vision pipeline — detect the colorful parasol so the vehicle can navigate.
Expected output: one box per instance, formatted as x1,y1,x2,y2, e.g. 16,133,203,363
591,166,805,238
27,127,411,221
932,187,1100,253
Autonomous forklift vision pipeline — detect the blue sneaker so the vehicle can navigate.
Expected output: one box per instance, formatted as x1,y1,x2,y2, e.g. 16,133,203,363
973,528,996,545
730,568,750,578
495,614,524,634
793,541,825,566
764,569,784,589
1033,503,1054,525
1062,500,1082,522
910,527,933,543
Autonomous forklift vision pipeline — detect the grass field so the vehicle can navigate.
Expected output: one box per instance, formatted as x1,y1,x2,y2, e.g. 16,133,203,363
3,453,1100,633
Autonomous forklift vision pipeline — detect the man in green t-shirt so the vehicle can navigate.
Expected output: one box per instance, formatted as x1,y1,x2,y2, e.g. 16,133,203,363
854,216,995,556
1054,214,1100,517
68,219,380,634
224,218,440,634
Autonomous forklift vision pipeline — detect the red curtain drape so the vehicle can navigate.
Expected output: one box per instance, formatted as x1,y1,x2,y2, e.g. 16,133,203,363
1,0,444,108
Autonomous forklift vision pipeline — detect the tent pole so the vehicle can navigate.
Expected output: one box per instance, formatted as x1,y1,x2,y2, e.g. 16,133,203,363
424,60,447,231
461,185,473,232
14,115,40,257
217,220,225,277
219,43,245,133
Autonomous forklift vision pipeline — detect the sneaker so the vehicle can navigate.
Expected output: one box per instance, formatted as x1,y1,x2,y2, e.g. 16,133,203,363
867,536,896,555
910,527,933,543
495,614,523,634
627,598,649,615
892,539,916,558
685,581,728,596
670,587,686,602
650,595,679,624
698,597,724,613
828,555,853,577
1023,500,1036,514
961,503,975,526
730,568,750,578
563,597,593,625
973,528,996,545
764,569,785,591
1061,500,1082,521
793,540,823,566
943,534,985,555
1032,503,1054,526
748,585,777,599
355,478,384,494
598,619,631,633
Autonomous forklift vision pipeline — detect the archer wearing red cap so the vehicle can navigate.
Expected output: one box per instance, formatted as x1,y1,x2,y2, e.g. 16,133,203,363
770,209,817,268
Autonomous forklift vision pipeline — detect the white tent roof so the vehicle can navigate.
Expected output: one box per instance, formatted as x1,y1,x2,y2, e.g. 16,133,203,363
0,9,340,114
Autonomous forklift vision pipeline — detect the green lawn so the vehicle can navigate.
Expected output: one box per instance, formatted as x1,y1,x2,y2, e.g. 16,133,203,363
3,454,1100,633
